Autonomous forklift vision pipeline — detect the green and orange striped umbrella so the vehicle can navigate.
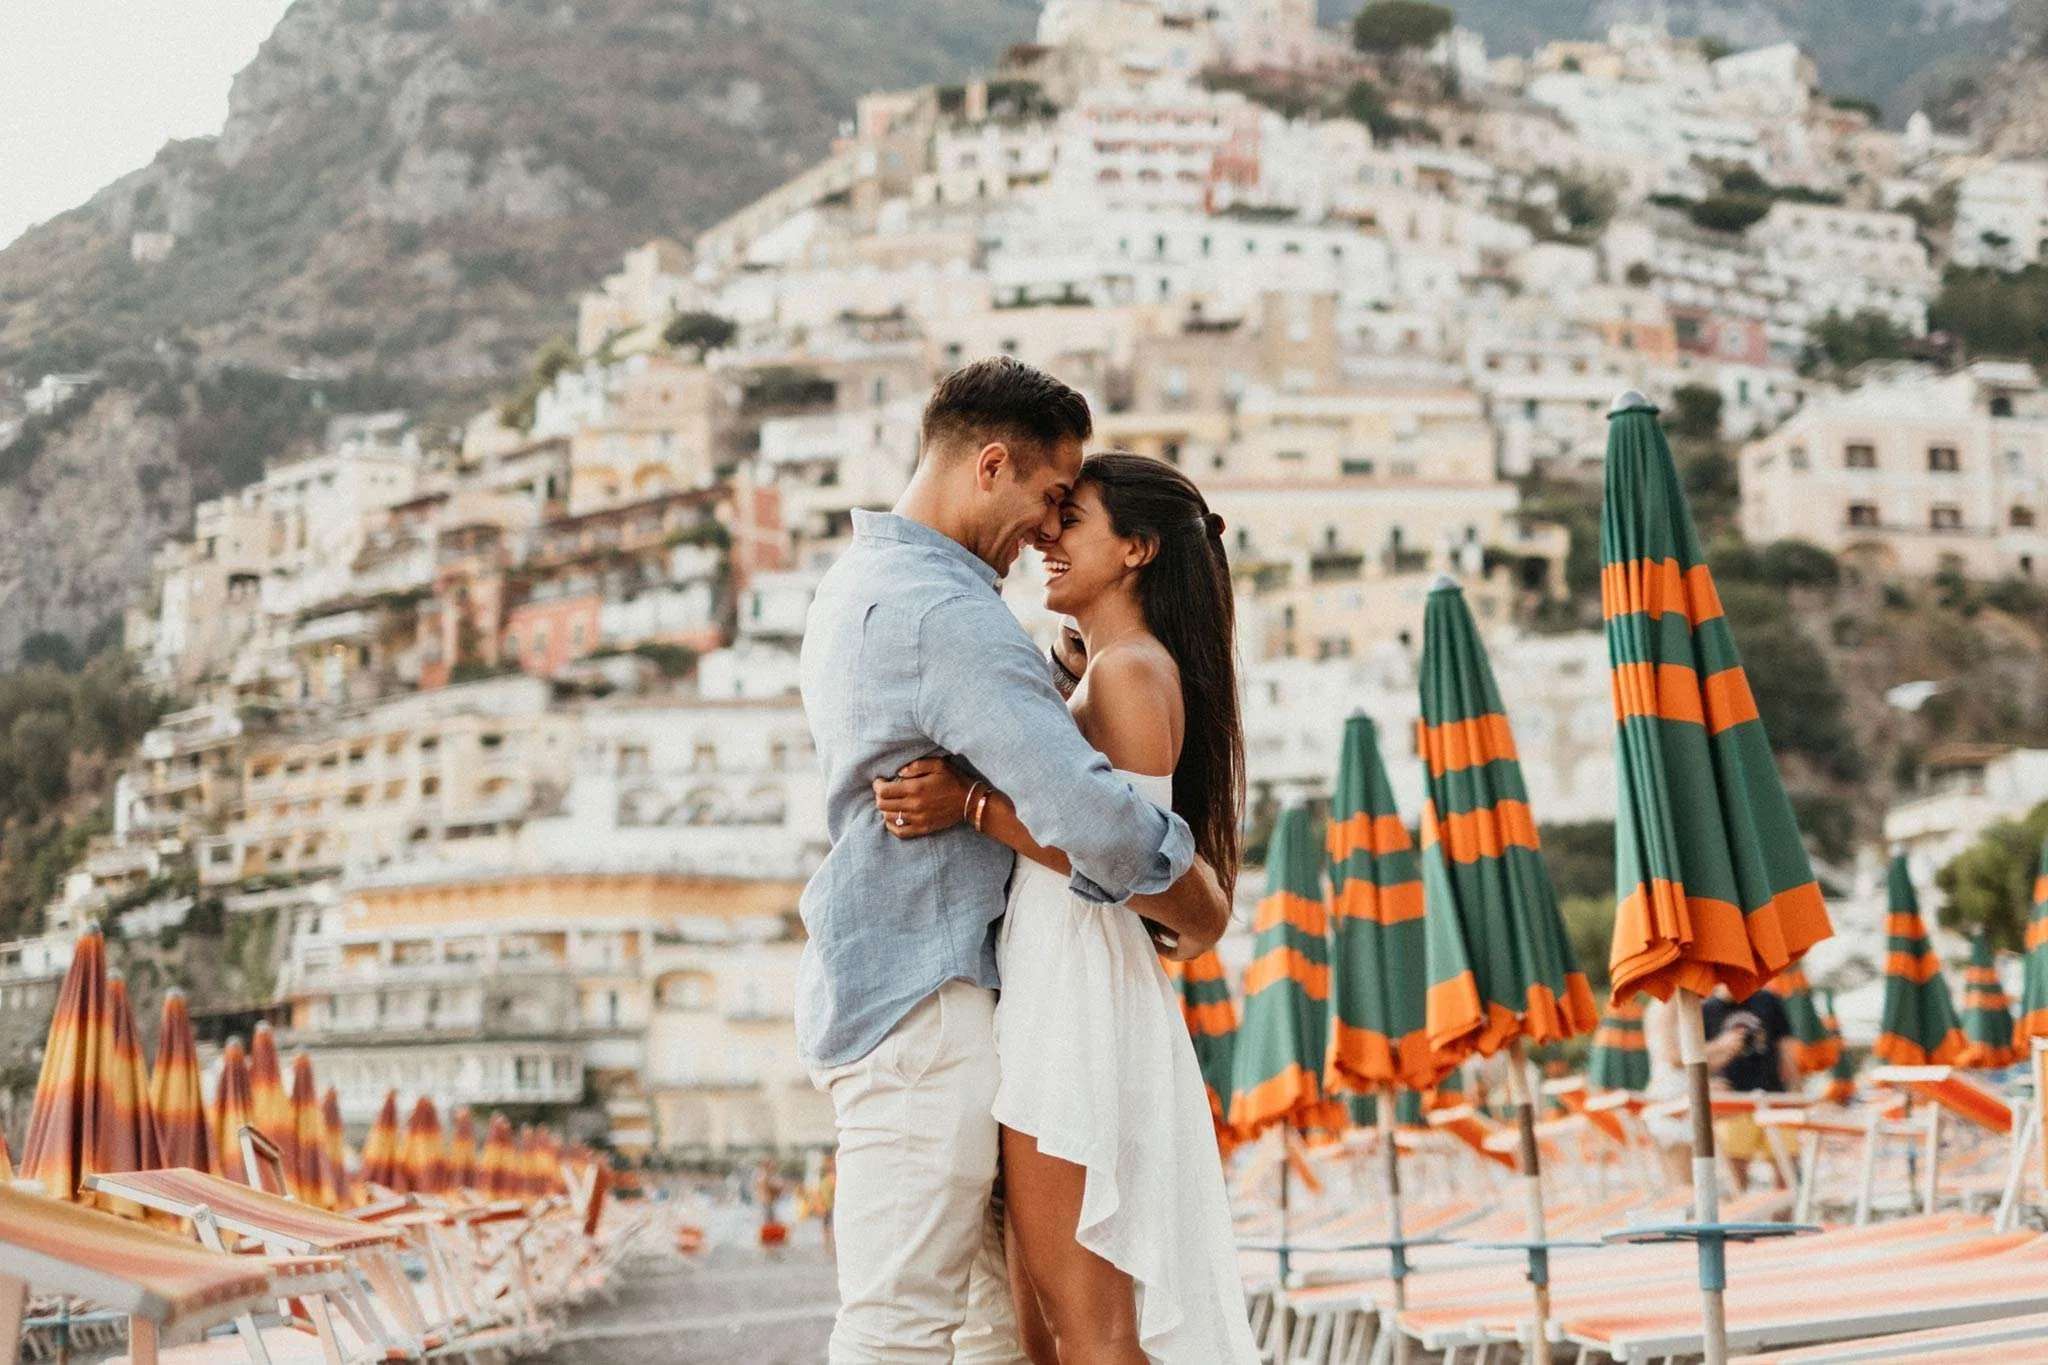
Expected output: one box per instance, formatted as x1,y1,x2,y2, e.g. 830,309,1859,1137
478,1114,518,1198
1820,991,1854,1104
287,1055,331,1207
359,1090,402,1191
401,1097,449,1195
1601,402,1830,1007
1163,952,1238,1150
1418,579,1597,1063
1874,856,1963,1066
246,1023,294,1170
1228,803,1335,1137
321,1086,356,1208
447,1107,479,1191
148,991,215,1174
1768,966,1840,1076
1955,934,2019,1070
1586,995,1650,1092
1326,713,1436,1096
210,1037,254,1185
20,932,111,1202
2019,839,2048,1047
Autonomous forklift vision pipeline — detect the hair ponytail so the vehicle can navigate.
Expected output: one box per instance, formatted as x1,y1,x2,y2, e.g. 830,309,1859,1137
1079,452,1245,892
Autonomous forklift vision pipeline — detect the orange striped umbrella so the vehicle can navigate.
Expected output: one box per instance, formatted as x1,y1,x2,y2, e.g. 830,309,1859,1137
447,1108,479,1191
478,1114,518,1198
103,974,163,1214
20,931,113,1203
321,1087,355,1208
1955,933,2019,1070
210,1037,255,1184
1768,965,1841,1076
400,1097,448,1195
287,1055,330,1207
246,1023,294,1171
148,991,215,1174
0,1126,12,1181
358,1090,402,1191
1874,856,1964,1065
1163,951,1238,1152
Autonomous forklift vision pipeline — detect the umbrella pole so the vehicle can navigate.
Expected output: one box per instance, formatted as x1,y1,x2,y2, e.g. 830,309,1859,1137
1277,1126,1292,1287
1677,990,1729,1365
1504,1039,1549,1361
1379,1088,1410,1365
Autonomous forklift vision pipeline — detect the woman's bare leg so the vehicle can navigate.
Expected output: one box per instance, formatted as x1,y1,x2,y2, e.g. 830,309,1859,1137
1005,1200,1059,1365
1001,1124,1146,1365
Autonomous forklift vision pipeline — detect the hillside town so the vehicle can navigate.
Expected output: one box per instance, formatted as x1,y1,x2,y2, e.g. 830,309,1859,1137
4,0,2047,1163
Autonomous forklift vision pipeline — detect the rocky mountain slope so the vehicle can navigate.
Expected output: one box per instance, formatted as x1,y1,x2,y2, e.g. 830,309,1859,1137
0,0,1036,664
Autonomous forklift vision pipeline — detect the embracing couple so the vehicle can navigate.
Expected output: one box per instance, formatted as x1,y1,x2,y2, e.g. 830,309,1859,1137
797,357,1259,1363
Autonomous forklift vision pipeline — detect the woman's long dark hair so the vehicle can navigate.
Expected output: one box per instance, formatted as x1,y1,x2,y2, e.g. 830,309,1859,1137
1080,452,1246,892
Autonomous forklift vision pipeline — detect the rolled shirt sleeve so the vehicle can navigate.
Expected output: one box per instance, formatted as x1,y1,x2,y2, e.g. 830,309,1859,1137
914,595,1194,903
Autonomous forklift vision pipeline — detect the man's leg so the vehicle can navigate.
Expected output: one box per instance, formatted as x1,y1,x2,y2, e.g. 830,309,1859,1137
813,981,1004,1363
953,1189,1028,1363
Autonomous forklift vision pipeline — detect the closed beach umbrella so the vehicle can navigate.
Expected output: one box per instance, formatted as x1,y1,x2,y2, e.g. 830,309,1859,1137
1768,966,1840,1076
1587,995,1650,1093
19,932,112,1203
479,1113,518,1198
0,1127,12,1181
1955,933,2019,1070
321,1087,355,1208
401,1097,449,1195
448,1107,479,1191
1820,992,1854,1104
2018,841,2048,1047
149,991,215,1174
246,1023,294,1172
210,1038,254,1185
1163,952,1238,1151
359,1089,402,1190
1228,803,1335,1137
514,1124,542,1198
106,975,162,1179
288,1055,330,1207
1874,856,1963,1066
1601,395,1834,1364
1416,577,1596,1356
1323,712,1433,1361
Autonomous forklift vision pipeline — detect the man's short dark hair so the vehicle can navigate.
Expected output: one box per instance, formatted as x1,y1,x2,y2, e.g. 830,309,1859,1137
919,357,1092,467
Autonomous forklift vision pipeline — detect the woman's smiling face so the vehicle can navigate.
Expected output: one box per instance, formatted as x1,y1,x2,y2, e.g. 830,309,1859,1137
1039,480,1146,615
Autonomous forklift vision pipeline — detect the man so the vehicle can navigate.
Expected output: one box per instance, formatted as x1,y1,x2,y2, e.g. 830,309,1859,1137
797,357,1231,1362
1701,984,1800,1190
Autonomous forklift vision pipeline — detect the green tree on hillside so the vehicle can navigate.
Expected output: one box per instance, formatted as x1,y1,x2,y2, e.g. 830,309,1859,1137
1937,802,2048,949
662,311,737,359
1351,2,1454,57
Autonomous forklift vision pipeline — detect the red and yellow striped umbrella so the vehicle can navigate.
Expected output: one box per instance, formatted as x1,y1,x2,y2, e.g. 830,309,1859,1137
20,932,112,1202
400,1097,449,1195
321,1086,356,1208
246,1023,294,1171
1768,965,1841,1076
148,991,215,1174
1874,855,1963,1066
209,1037,254,1185
1227,804,1335,1138
0,1126,12,1181
1955,933,2019,1070
287,1055,331,1208
1326,713,1436,1096
1418,580,1597,1063
1601,402,1830,1005
2018,840,2048,1047
447,1107,479,1192
107,975,162,1177
359,1090,402,1191
478,1113,518,1198
1586,995,1650,1092
533,1128,564,1197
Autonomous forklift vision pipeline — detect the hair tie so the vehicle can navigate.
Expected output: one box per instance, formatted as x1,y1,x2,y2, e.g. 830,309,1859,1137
1198,511,1224,537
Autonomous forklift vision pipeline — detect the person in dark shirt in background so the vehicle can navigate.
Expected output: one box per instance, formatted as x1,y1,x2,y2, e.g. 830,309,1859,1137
1701,985,1801,1190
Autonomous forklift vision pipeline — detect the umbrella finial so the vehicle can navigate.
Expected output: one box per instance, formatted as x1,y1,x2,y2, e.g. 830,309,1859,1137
1608,389,1656,417
1427,572,1460,594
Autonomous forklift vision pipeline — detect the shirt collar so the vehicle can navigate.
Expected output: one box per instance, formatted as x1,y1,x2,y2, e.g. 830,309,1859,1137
853,509,1001,590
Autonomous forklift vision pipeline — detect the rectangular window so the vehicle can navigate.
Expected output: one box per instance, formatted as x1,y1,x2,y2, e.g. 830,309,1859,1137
2013,506,2038,529
1927,445,1960,472
1930,505,1963,531
1845,443,1876,469
1846,503,1879,528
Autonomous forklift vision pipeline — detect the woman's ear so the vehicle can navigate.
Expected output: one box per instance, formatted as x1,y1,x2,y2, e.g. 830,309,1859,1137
1124,533,1159,571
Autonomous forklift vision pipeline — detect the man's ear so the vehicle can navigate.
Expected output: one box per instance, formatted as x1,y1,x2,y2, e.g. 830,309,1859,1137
973,441,1009,492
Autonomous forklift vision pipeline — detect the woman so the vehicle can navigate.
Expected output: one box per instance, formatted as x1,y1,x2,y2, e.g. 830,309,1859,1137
874,453,1257,1364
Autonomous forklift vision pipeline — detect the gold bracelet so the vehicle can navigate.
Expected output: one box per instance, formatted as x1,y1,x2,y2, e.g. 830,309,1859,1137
971,788,993,832
962,780,987,823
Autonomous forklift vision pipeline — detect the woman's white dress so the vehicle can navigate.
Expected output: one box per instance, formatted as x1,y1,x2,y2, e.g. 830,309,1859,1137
993,770,1259,1363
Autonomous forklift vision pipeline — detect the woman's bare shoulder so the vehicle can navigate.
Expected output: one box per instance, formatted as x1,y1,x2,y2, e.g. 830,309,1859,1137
1076,636,1181,773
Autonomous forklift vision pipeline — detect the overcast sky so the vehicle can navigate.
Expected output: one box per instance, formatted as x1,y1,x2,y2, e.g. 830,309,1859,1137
1,2,293,250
